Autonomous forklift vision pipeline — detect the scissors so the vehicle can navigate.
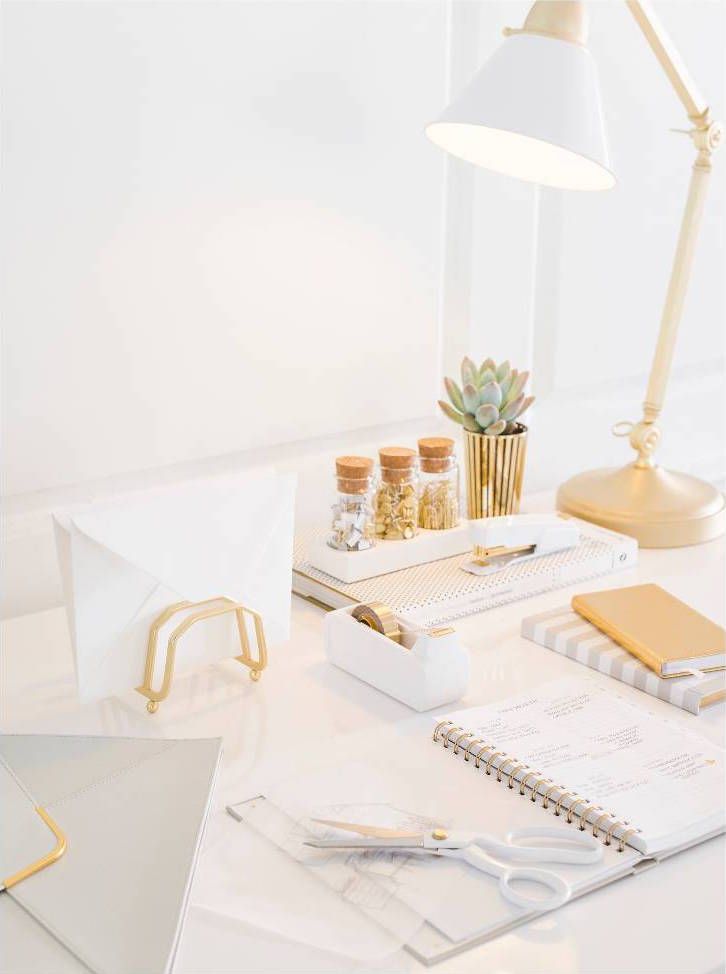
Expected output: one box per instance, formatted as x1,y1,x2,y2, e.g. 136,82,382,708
304,819,603,911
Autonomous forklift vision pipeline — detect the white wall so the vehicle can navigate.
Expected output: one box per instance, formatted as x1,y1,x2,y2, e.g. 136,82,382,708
1,0,448,496
548,1,725,389
2,0,725,618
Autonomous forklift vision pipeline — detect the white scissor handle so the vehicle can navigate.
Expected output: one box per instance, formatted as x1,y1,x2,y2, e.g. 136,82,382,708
498,826,603,865
456,846,571,911
428,827,603,865
499,865,571,911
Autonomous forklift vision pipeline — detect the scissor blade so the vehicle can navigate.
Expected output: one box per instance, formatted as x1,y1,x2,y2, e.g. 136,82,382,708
304,836,424,849
310,818,423,840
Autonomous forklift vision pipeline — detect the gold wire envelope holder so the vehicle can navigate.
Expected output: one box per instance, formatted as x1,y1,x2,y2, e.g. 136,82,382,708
137,596,268,714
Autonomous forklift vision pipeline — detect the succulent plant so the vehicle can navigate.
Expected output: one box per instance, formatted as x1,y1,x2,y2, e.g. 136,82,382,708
438,356,535,435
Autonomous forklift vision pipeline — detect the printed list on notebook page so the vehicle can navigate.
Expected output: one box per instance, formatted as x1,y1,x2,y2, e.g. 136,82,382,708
442,678,725,855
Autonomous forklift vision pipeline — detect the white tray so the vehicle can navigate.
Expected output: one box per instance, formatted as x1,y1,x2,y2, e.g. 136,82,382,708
309,522,471,583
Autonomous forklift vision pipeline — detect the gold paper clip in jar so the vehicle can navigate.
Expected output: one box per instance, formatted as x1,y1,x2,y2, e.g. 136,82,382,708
374,447,419,541
417,437,459,530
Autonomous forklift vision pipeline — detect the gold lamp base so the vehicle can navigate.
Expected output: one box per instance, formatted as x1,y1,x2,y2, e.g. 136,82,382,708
557,463,726,548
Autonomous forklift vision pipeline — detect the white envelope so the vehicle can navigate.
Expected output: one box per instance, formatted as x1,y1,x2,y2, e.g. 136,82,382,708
1,733,222,974
53,469,297,702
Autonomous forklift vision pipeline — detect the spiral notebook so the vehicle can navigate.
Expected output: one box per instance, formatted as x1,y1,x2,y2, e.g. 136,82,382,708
406,677,726,963
214,678,724,965
434,679,725,858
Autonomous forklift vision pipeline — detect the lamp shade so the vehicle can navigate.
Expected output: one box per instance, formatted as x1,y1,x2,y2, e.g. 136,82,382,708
426,33,614,191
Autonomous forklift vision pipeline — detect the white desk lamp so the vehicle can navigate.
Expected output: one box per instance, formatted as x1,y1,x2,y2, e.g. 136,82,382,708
426,0,725,547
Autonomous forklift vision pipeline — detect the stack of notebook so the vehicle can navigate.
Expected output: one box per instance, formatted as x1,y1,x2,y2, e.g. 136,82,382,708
522,584,726,714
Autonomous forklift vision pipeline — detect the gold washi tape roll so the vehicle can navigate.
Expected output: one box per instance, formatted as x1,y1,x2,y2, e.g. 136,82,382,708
351,601,401,644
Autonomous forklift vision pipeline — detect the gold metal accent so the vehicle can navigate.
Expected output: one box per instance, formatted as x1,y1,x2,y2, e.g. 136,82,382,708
463,427,527,521
557,1,725,549
472,543,536,567
296,592,337,613
485,751,505,776
507,763,526,789
567,798,588,824
453,731,475,755
577,804,599,831
351,602,401,644
496,756,515,783
432,828,448,841
464,738,483,763
433,719,455,743
474,741,493,771
530,777,549,802
593,812,612,839
311,818,416,840
473,747,488,770
558,464,726,549
605,819,634,849
605,821,619,847
542,784,560,810
519,770,540,796
442,726,463,749
503,1,589,47
2,807,67,891
137,597,268,714
554,792,574,818
618,828,640,853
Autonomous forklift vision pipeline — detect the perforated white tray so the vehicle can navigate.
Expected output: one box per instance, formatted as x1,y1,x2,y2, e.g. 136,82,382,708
293,518,637,626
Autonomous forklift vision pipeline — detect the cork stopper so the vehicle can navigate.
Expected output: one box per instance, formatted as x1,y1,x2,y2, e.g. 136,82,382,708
418,437,455,473
379,446,416,484
335,455,374,494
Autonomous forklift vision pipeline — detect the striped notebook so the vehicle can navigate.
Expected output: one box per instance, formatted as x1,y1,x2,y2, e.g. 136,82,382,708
522,606,726,715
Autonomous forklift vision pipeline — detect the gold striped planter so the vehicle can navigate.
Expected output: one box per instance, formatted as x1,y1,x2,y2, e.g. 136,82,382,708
463,426,528,519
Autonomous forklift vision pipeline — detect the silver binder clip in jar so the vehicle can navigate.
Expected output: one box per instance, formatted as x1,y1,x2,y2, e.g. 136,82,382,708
328,456,376,552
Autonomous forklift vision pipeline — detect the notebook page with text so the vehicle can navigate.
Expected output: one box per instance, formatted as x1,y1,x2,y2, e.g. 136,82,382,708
441,678,725,856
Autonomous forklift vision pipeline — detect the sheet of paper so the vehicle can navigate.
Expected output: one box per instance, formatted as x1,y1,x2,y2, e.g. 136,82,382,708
443,677,726,854
193,806,407,962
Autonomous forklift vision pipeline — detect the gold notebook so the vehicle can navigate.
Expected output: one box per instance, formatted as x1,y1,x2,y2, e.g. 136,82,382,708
572,583,726,678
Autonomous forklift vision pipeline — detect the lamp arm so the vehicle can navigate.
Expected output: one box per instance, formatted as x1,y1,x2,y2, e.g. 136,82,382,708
625,0,707,121
615,0,723,469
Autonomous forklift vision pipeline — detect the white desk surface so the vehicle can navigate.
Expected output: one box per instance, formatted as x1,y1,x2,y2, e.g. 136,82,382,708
2,499,725,974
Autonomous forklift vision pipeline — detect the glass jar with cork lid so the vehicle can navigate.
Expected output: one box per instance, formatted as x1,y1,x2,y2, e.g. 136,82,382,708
328,456,376,552
418,437,460,531
374,447,419,540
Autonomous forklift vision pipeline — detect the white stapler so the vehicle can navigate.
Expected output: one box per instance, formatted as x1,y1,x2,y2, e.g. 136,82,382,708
463,514,580,576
